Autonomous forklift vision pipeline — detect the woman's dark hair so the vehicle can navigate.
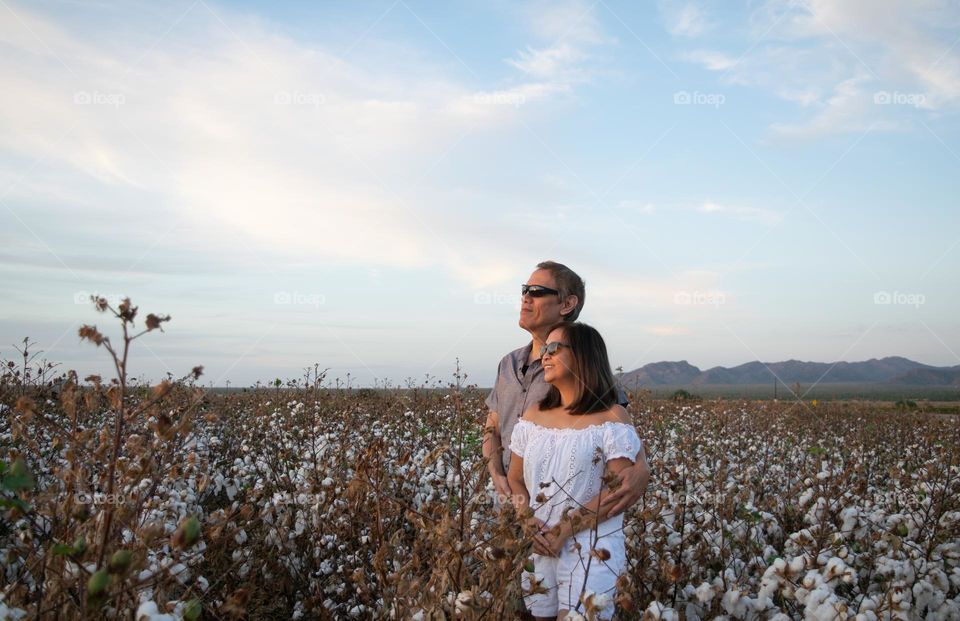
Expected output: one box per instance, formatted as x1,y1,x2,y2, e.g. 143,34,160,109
538,322,619,415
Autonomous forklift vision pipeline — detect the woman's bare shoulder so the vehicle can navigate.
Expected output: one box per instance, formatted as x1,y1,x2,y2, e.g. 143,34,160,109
520,405,544,423
604,404,632,425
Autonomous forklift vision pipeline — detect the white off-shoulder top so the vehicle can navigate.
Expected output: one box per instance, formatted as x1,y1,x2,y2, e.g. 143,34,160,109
510,418,642,535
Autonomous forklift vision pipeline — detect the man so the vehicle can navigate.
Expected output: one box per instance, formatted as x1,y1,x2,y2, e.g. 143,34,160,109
482,260,648,518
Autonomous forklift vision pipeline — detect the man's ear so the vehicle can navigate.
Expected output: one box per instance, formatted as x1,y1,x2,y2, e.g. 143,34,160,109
561,295,578,316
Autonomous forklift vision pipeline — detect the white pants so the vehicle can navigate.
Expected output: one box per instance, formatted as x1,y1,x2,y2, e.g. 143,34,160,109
521,528,625,619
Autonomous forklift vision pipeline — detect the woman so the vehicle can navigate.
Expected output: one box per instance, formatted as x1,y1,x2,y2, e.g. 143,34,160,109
508,322,648,621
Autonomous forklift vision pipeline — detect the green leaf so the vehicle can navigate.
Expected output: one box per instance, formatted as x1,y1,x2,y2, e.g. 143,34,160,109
0,497,30,512
52,543,76,555
184,598,202,621
2,458,33,492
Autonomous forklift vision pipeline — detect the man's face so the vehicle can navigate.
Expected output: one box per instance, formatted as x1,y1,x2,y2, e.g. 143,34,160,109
519,269,566,333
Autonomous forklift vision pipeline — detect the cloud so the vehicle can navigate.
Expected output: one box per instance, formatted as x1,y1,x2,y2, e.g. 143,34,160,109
675,0,960,139
505,0,611,87
767,73,902,141
682,49,737,71
696,201,784,226
660,1,712,37
508,42,585,81
616,199,782,225
0,0,613,290
785,0,960,109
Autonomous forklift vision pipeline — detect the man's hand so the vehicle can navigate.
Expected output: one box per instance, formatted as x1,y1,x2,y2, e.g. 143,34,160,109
599,461,647,517
491,472,512,504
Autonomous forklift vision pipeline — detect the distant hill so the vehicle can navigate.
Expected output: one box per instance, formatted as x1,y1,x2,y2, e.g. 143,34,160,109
618,356,960,387
883,365,960,386
620,360,701,386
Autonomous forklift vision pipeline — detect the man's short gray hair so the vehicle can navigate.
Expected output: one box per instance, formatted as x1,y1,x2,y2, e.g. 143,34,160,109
536,260,585,321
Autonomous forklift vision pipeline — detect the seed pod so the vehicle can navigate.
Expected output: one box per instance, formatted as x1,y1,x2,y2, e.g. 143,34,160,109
87,569,109,596
172,516,202,549
72,536,87,555
109,550,132,574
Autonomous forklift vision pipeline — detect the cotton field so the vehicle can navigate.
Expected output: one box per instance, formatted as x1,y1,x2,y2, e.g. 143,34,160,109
1,309,958,619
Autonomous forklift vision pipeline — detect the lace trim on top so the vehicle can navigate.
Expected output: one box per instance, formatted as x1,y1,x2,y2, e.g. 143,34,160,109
514,418,636,435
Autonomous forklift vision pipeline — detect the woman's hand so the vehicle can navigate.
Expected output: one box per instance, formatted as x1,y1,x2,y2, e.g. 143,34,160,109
526,517,569,557
525,516,555,557
541,527,568,557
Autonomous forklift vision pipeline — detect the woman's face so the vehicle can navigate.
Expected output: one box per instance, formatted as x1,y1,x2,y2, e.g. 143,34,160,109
541,326,575,385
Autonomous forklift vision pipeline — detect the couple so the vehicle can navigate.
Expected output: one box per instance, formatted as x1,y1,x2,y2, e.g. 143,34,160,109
483,261,650,621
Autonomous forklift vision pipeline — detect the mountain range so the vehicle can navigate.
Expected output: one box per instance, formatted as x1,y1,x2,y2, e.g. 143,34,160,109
617,356,960,387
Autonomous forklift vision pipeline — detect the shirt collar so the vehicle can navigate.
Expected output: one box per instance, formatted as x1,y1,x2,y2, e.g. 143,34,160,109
515,341,542,376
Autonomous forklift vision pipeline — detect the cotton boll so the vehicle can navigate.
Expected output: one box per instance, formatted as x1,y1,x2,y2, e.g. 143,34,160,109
135,601,176,621
822,556,847,582
644,600,667,620
684,602,702,621
721,590,747,617
913,579,945,615
454,590,473,614
695,582,715,603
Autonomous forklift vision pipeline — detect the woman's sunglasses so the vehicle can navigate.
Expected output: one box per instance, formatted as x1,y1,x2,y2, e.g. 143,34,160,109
521,284,560,298
539,341,571,358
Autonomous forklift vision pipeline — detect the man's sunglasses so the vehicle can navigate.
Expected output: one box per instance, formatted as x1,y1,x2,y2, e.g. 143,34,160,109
539,341,571,358
521,284,560,298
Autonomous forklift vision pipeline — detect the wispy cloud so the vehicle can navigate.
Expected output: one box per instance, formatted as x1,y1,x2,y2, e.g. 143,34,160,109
660,1,712,37
696,201,784,226
0,0,614,290
682,49,736,70
673,0,960,139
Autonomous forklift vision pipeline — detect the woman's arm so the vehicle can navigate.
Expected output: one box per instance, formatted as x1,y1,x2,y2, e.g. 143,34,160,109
506,452,528,510
508,452,555,556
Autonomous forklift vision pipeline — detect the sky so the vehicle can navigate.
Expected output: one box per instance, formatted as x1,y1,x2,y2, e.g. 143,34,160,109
1,0,958,388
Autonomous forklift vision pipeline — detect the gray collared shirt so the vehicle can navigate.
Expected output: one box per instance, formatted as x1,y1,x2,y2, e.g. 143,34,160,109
485,341,629,472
